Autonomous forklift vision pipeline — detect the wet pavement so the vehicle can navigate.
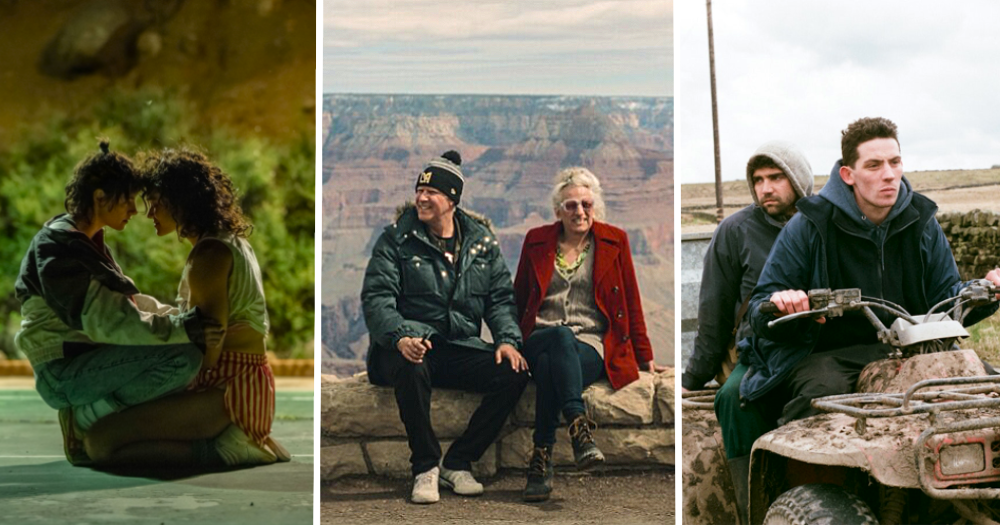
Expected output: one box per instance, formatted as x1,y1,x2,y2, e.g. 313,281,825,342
0,378,314,524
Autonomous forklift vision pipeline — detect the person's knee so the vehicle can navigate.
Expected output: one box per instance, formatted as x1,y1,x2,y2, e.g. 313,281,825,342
549,327,578,357
493,363,529,394
794,356,852,396
714,381,741,419
810,377,852,398
82,428,113,465
508,369,530,393
172,344,204,381
533,351,551,376
392,361,431,389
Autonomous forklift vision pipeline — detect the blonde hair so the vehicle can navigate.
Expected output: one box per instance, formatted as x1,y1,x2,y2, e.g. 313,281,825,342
550,167,606,221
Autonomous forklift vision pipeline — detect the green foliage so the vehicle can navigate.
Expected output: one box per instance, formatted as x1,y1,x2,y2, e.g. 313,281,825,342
969,315,1000,366
0,88,314,358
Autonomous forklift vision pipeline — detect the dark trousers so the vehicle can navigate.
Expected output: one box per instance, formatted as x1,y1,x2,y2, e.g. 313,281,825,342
375,337,529,476
521,327,605,447
715,343,891,458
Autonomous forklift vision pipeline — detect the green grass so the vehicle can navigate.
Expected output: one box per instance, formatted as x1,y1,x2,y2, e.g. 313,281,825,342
680,213,720,227
968,315,1000,365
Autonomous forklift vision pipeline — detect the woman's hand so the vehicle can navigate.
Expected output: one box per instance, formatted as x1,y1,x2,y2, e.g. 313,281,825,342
640,360,668,373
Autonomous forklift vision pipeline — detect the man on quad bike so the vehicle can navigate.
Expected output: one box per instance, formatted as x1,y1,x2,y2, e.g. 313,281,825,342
683,140,814,394
681,141,814,518
717,116,1000,523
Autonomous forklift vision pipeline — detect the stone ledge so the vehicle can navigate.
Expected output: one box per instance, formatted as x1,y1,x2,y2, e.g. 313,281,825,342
320,443,367,479
321,368,675,480
512,372,657,426
321,376,488,438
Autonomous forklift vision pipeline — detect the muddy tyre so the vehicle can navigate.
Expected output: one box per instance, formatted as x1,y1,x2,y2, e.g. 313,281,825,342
763,484,878,525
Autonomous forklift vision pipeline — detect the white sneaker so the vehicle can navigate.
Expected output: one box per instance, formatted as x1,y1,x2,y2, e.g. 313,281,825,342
439,466,484,496
411,467,440,504
213,424,276,467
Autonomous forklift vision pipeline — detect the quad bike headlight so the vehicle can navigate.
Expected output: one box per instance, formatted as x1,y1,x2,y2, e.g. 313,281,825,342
940,443,985,476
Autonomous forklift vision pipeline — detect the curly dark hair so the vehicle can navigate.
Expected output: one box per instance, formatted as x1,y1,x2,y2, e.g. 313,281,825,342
139,148,252,240
841,117,899,168
747,155,781,176
65,139,142,222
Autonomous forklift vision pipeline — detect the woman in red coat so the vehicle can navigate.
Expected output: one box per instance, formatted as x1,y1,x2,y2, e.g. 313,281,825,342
513,167,662,502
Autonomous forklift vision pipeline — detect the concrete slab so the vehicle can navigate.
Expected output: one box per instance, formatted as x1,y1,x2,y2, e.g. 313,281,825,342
0,386,314,524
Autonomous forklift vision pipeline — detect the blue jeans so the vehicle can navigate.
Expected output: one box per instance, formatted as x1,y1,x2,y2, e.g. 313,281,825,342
522,327,605,447
34,343,202,428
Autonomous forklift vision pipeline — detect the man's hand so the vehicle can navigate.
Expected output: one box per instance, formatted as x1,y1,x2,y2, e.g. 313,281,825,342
986,267,1000,299
397,336,432,364
640,360,668,373
495,343,528,372
769,289,825,324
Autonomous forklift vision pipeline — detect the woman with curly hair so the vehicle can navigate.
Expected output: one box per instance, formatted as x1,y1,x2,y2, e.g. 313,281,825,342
83,148,288,467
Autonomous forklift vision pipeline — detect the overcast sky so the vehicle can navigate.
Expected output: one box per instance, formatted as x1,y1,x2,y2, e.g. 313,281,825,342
676,1,1000,185
324,0,672,97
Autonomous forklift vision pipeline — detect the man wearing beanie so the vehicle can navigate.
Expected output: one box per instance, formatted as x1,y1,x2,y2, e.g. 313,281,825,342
681,140,814,523
361,150,528,504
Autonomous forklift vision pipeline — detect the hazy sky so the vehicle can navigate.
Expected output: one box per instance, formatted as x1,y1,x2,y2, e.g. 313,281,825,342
325,0,673,97
677,1,1000,185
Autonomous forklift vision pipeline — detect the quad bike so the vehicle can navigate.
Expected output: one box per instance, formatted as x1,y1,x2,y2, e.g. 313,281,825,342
683,282,1000,524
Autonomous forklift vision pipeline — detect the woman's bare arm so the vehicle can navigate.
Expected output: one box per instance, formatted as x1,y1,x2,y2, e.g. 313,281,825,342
186,239,233,369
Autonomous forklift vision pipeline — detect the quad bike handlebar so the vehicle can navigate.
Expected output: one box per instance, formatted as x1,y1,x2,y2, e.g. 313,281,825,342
760,281,999,332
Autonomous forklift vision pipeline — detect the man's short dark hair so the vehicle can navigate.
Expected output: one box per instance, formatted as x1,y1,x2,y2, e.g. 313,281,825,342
841,117,899,168
747,155,782,177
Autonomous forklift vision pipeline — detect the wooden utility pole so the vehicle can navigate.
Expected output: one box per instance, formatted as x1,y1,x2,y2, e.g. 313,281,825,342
707,0,724,223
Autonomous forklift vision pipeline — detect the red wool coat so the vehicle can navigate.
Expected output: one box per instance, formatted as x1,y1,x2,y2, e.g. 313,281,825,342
513,221,654,390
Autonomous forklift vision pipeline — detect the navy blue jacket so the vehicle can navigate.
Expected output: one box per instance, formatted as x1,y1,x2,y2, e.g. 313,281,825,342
739,162,997,402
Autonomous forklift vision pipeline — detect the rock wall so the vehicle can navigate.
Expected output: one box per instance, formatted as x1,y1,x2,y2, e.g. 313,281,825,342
939,210,1000,281
320,369,676,480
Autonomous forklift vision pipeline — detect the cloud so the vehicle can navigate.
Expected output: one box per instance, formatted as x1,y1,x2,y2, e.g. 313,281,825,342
676,0,1000,185
324,0,673,96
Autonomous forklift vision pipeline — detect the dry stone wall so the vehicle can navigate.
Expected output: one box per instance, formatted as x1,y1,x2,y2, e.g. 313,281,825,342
320,369,676,480
938,210,1000,281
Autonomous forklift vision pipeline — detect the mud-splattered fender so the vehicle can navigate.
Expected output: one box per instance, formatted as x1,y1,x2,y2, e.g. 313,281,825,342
681,406,739,525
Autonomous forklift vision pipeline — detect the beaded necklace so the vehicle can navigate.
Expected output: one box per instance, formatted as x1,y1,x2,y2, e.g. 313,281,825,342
555,239,591,279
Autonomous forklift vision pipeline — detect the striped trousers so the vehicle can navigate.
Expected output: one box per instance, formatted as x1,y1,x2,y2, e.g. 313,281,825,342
191,352,275,446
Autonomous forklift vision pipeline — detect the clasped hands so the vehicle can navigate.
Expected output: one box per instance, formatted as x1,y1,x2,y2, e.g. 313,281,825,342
396,336,529,372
